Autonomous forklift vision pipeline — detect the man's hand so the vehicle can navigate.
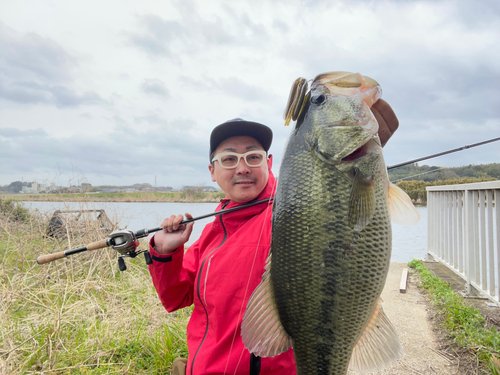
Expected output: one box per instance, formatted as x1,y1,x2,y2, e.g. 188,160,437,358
372,99,399,147
153,213,194,255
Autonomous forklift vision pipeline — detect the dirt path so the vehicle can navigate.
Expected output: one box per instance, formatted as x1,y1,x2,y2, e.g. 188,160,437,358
349,263,459,374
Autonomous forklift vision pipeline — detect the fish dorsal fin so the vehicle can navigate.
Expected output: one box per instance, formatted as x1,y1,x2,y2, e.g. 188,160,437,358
349,300,402,373
241,253,292,357
388,183,420,226
348,169,376,232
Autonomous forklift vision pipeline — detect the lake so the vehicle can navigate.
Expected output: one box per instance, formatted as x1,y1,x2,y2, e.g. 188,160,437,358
23,201,428,263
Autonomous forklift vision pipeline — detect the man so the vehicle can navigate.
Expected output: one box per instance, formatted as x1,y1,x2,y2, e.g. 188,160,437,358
148,99,399,375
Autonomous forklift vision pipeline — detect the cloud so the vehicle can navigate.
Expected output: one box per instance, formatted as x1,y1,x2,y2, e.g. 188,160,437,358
0,21,76,83
134,113,169,126
272,19,289,33
127,4,269,58
0,22,107,108
0,125,210,187
0,127,48,138
0,0,499,188
141,78,170,97
181,75,273,102
0,79,107,107
128,14,186,58
453,0,500,28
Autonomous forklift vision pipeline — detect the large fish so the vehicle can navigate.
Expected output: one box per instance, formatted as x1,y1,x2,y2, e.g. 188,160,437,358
241,72,419,375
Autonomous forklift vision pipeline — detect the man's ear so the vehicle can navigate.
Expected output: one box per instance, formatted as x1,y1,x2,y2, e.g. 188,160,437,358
267,154,273,170
209,164,216,182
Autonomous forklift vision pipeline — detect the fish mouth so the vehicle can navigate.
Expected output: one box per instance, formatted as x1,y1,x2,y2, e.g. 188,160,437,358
341,142,370,162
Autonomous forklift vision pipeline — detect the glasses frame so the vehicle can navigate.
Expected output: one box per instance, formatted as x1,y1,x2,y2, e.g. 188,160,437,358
212,150,267,169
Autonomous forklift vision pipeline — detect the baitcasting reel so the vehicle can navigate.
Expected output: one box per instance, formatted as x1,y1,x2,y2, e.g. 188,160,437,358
107,229,152,271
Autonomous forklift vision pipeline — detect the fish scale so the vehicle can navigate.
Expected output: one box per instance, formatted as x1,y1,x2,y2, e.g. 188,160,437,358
271,115,392,374
242,72,419,375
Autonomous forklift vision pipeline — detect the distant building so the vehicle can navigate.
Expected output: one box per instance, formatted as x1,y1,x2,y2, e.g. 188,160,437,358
21,182,39,194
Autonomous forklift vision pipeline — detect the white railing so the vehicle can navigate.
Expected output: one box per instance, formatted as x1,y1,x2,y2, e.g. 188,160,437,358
427,181,500,303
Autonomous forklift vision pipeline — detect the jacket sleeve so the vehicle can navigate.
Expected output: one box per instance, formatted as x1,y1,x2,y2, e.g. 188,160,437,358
148,234,201,312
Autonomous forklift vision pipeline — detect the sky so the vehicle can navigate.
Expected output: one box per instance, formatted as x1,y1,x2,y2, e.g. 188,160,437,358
0,0,499,189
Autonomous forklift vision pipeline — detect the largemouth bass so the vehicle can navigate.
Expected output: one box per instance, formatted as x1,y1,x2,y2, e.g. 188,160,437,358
242,72,419,375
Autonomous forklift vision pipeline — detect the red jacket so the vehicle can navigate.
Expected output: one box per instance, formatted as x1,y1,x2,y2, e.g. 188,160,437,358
148,171,296,375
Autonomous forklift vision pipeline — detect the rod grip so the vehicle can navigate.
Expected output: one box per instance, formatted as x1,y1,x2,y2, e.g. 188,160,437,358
86,239,108,251
37,251,66,264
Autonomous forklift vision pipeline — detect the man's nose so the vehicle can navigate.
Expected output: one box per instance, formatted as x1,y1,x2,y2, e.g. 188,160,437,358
235,157,251,174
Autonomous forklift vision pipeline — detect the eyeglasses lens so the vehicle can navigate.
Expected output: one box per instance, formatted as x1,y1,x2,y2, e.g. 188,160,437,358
220,152,264,168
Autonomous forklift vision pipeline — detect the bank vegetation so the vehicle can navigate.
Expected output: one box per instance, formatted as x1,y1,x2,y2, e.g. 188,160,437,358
409,260,500,374
396,176,497,204
3,190,226,203
0,198,190,374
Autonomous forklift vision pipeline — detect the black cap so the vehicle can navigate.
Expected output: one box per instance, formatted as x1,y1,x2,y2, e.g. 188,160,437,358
209,118,273,161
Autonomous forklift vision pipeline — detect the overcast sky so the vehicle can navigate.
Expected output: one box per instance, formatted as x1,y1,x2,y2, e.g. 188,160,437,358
1,0,499,188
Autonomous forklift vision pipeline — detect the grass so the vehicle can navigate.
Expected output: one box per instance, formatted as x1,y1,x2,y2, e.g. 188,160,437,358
408,259,500,374
4,191,226,203
0,199,191,374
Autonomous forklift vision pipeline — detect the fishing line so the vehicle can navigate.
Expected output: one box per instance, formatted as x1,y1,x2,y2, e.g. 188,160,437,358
386,136,500,170
390,167,448,183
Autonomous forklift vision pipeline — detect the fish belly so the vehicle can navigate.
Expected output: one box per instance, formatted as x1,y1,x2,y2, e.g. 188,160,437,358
270,147,392,375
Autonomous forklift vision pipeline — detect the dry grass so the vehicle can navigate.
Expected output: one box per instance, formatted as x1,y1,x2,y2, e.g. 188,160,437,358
0,201,191,374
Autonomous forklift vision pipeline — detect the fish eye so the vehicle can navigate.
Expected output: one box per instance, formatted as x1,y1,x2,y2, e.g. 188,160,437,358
311,94,325,104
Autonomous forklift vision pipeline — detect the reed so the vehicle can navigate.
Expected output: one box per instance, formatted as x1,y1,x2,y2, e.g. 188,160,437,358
0,199,190,374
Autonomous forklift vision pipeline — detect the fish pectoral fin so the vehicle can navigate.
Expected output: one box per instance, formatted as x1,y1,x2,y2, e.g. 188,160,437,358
241,253,292,357
348,169,376,231
388,183,420,226
349,300,402,374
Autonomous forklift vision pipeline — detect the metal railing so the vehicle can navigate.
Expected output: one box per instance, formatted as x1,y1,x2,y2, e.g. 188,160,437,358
427,181,500,303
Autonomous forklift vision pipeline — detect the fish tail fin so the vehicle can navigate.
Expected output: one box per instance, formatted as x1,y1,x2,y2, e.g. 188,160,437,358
388,183,420,226
241,253,292,357
349,300,402,374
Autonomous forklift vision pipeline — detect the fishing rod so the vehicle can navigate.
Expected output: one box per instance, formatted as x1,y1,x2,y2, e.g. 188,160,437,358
36,197,274,271
36,137,498,269
386,136,500,170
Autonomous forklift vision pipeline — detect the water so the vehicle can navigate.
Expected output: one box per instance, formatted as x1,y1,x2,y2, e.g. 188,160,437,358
24,201,428,263
391,206,428,263
24,201,220,248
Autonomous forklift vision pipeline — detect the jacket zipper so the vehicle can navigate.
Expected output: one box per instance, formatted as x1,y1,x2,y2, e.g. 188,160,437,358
191,201,229,375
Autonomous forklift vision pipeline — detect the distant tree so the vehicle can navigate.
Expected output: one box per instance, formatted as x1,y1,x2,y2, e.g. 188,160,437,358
7,181,23,193
397,176,497,203
389,162,500,183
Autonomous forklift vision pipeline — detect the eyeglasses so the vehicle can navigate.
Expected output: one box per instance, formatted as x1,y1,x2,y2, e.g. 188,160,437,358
211,150,267,169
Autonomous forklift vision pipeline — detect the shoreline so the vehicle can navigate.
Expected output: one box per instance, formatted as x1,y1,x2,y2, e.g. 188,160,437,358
2,194,429,206
1,192,225,204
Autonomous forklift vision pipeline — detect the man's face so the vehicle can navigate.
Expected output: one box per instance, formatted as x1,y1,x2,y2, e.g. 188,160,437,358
209,136,270,203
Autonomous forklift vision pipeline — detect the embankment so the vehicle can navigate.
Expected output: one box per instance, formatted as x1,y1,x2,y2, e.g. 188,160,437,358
2,191,225,203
